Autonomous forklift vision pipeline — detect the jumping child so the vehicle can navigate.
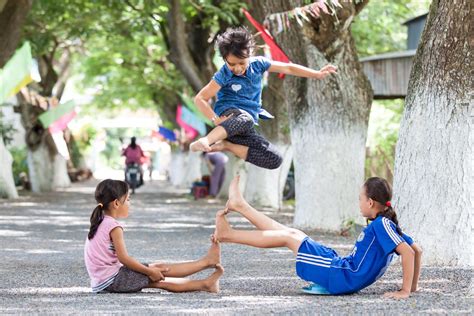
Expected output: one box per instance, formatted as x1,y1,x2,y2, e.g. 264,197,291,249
190,26,337,169
213,176,422,298
84,179,224,293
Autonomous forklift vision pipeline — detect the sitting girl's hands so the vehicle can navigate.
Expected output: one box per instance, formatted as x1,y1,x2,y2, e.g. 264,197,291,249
383,289,410,299
148,267,169,282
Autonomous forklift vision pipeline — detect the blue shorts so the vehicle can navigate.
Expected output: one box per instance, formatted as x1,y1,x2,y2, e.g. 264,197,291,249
295,237,338,290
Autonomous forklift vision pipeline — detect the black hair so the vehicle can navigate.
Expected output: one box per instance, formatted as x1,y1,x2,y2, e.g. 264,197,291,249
364,177,403,235
216,26,255,59
88,179,129,240
130,137,137,149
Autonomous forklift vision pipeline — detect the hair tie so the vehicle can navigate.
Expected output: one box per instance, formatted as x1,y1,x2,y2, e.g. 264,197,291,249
385,201,391,207
97,203,104,208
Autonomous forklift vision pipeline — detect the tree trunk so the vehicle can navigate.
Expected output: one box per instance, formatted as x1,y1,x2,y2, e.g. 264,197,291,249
0,0,33,67
27,141,54,192
264,0,372,230
242,2,293,209
393,0,473,266
0,137,18,198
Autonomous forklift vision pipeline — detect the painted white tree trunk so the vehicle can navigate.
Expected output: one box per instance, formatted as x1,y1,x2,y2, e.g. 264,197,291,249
0,138,18,198
263,1,372,230
27,143,54,192
53,154,70,189
244,143,293,209
393,0,473,266
169,150,202,189
217,154,247,200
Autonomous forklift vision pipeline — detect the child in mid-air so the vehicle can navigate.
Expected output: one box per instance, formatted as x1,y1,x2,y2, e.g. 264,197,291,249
84,179,223,293
213,176,422,298
190,26,337,169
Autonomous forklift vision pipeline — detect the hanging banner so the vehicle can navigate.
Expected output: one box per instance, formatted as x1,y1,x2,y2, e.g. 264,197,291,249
158,126,177,142
179,93,213,126
176,105,199,139
38,100,76,128
0,42,33,104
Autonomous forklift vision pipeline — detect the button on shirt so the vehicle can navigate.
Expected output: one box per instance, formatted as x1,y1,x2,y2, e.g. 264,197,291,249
212,56,272,123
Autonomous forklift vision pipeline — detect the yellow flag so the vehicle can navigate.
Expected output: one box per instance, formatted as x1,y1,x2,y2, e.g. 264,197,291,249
0,42,33,104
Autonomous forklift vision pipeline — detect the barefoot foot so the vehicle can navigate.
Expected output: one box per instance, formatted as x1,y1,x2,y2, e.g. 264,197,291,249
204,239,221,268
225,176,248,212
214,210,232,242
203,264,224,293
190,138,211,152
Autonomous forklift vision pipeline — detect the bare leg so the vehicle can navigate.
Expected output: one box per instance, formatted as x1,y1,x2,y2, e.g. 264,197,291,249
226,176,288,231
149,241,220,278
190,126,228,152
210,140,249,160
148,264,224,293
214,211,306,255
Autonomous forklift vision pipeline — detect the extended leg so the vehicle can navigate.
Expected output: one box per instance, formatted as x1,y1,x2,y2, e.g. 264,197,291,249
226,176,289,231
214,211,306,255
149,241,220,278
148,264,224,293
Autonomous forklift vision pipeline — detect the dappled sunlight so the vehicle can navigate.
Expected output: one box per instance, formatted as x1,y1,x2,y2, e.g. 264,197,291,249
26,249,64,254
0,230,30,237
0,287,90,295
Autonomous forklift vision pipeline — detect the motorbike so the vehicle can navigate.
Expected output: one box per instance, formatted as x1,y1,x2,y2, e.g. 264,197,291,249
125,163,141,194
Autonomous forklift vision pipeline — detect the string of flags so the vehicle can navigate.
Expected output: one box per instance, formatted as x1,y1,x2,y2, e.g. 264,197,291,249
264,0,343,34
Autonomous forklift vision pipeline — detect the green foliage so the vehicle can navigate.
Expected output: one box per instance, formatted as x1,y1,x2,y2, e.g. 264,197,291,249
9,147,28,186
365,99,404,183
351,0,431,57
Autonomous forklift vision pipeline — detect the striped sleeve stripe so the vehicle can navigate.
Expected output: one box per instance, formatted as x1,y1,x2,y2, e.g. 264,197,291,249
382,218,403,244
296,258,331,268
297,252,333,262
92,271,119,293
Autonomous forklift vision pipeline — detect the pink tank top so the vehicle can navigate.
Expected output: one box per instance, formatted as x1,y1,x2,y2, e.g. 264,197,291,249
84,215,123,292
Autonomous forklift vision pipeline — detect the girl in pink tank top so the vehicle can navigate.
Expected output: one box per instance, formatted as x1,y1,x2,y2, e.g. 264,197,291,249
84,179,224,293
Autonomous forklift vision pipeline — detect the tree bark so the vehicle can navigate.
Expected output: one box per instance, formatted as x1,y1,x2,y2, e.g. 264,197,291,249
393,0,473,266
0,137,18,198
0,0,33,68
264,0,372,230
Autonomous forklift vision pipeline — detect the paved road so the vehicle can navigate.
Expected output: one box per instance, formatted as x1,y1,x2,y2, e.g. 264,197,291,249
0,179,472,314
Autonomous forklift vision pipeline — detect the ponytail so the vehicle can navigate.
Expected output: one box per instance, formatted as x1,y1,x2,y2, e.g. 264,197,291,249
88,205,104,240
379,205,403,235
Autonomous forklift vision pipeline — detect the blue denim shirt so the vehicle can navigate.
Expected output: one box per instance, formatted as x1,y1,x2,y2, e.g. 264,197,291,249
212,56,272,123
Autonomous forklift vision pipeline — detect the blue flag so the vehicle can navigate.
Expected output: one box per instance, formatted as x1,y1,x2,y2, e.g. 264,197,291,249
158,126,176,141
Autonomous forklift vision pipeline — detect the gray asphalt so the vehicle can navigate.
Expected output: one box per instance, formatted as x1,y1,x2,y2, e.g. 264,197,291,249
0,179,472,315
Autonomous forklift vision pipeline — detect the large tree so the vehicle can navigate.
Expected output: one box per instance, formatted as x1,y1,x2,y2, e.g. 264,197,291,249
0,0,33,198
393,0,473,266
263,0,372,230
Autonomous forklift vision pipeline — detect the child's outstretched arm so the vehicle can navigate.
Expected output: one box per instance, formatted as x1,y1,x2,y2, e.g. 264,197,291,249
384,242,415,299
410,243,422,292
194,81,232,126
268,61,337,79
110,227,168,282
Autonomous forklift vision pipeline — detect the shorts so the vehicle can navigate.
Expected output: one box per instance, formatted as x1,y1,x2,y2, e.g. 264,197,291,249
103,264,150,293
295,237,337,290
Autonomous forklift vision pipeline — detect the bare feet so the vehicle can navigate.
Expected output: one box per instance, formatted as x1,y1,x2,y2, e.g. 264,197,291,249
204,239,221,268
190,137,211,152
203,264,224,293
225,176,248,212
214,210,232,242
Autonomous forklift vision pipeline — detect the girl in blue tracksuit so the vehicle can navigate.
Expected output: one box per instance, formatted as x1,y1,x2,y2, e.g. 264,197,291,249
214,176,422,299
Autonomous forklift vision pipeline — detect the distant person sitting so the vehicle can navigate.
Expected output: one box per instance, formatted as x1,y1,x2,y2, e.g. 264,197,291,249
202,152,228,198
122,137,145,185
